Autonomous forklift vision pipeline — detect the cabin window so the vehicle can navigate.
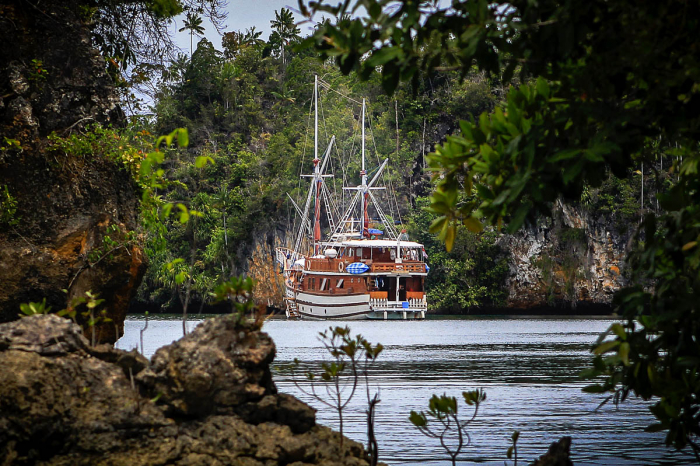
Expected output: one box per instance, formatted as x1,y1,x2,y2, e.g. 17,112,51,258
357,248,363,258
336,279,344,289
348,248,354,257
321,278,328,291
390,249,396,260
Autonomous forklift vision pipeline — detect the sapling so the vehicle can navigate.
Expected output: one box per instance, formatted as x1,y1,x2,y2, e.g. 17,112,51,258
409,389,487,466
292,325,383,463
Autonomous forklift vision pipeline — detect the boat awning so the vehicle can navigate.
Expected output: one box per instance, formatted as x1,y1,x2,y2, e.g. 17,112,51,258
335,239,424,248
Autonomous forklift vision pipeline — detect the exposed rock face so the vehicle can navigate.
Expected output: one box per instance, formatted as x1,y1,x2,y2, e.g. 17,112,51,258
498,201,628,312
246,234,287,310
0,1,145,342
0,314,373,466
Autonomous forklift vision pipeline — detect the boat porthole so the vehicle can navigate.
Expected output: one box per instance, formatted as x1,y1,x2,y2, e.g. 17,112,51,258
325,309,327,314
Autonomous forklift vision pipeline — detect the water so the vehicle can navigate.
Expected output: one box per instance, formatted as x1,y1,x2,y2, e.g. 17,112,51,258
117,316,695,465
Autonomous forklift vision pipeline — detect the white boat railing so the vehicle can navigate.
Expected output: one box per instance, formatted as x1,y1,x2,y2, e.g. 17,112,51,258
370,298,428,311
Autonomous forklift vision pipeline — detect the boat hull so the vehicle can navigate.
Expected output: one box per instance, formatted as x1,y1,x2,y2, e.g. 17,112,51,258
285,286,427,320
288,288,370,319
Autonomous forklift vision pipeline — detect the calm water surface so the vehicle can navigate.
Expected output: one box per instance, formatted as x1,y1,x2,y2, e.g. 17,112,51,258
116,316,695,465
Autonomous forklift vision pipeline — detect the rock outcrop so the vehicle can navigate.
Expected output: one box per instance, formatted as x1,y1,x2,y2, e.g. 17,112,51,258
497,201,628,312
0,314,374,466
530,437,574,466
0,1,145,342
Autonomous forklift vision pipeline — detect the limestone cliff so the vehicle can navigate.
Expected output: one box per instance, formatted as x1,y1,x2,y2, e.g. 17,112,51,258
0,1,145,342
497,201,628,312
247,233,287,310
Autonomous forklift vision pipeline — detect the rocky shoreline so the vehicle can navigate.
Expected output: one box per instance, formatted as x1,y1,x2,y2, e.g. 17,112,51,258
0,314,374,466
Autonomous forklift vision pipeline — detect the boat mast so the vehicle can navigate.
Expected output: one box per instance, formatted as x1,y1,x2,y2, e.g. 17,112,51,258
360,98,369,238
312,75,322,255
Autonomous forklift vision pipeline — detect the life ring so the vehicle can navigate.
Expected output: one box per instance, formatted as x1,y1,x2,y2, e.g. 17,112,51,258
305,260,311,270
338,261,344,272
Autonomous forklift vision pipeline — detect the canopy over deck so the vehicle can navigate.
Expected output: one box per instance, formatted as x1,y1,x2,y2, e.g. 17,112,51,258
323,239,424,249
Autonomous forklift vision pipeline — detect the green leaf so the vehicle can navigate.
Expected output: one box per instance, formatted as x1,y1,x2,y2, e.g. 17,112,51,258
162,203,173,219
645,424,666,433
176,128,189,147
682,241,697,252
195,155,214,168
619,342,630,366
593,340,620,355
547,149,580,163
429,216,447,234
610,323,626,340
366,46,402,67
409,411,427,427
463,216,483,233
563,159,585,185
444,224,456,252
582,384,606,393
506,203,529,234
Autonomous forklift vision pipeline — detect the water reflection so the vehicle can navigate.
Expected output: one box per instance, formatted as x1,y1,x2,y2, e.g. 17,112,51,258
117,317,695,465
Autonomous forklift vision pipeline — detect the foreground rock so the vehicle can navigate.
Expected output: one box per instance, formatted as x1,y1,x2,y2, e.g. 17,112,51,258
530,437,573,466
0,314,374,466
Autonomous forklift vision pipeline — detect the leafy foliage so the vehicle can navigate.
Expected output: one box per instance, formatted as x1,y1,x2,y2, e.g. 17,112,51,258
299,0,700,455
19,299,51,316
0,185,19,227
409,389,486,466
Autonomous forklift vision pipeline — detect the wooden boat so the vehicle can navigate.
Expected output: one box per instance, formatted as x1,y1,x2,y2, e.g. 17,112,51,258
275,76,428,320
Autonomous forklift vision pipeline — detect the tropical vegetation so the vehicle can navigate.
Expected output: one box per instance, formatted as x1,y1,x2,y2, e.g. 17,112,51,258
298,0,700,458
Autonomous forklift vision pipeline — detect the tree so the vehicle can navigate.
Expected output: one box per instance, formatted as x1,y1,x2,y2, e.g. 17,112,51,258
270,8,301,65
299,0,700,458
179,12,206,55
89,0,226,102
222,27,264,60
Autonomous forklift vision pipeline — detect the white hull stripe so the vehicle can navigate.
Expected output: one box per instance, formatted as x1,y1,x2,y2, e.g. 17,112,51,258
297,310,369,319
296,299,368,308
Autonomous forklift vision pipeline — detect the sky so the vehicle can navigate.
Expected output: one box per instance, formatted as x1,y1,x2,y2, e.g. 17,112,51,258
171,0,314,54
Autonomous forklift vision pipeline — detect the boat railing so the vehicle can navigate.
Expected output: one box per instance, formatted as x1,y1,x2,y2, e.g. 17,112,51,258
370,298,428,310
370,262,426,273
276,247,300,268
305,257,426,274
